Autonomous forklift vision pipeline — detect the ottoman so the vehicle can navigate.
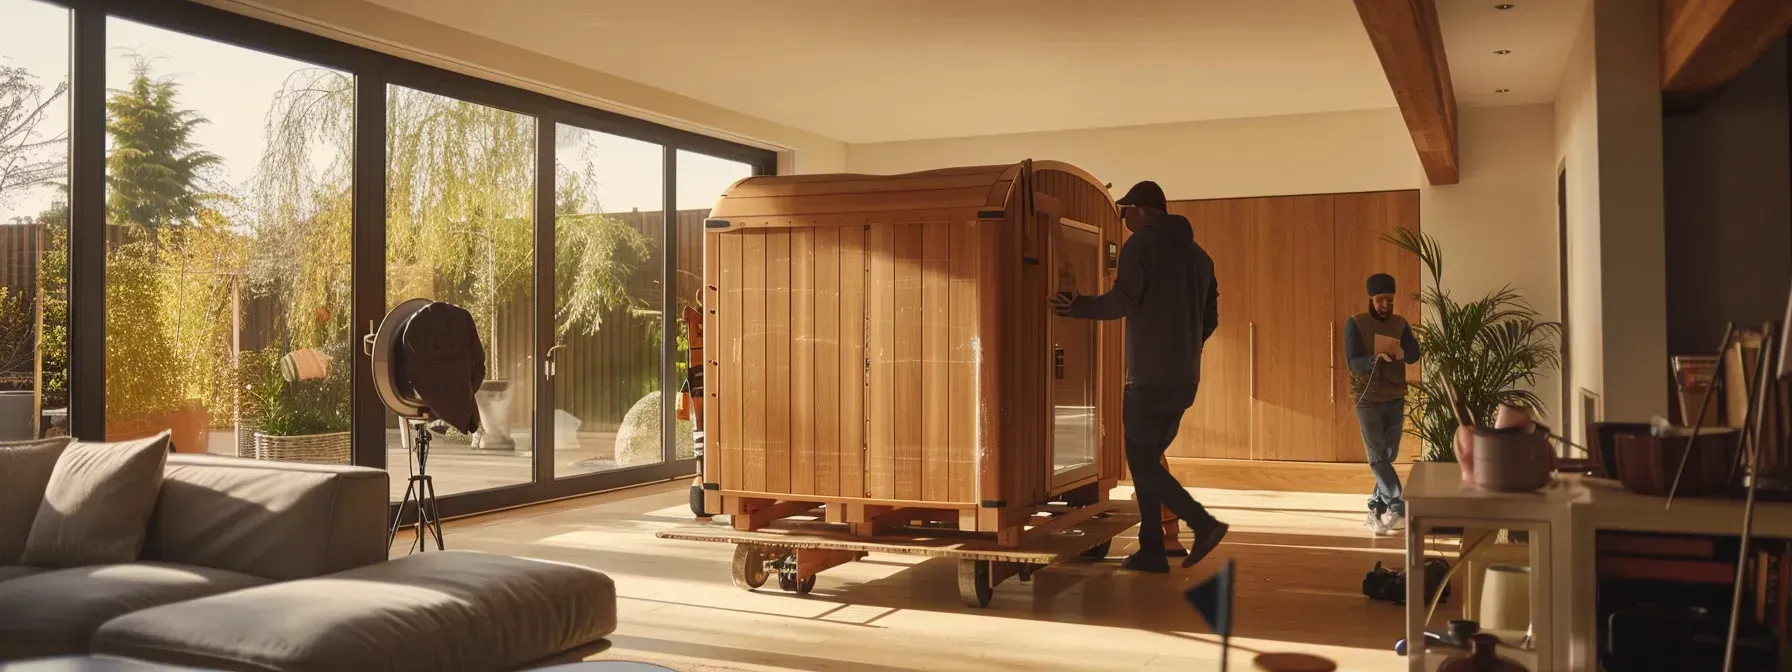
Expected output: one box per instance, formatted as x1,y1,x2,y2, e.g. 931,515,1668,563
0,657,206,671
91,551,617,672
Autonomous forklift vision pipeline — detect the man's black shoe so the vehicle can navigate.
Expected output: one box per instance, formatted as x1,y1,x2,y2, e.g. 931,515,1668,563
1120,552,1170,574
1182,521,1230,569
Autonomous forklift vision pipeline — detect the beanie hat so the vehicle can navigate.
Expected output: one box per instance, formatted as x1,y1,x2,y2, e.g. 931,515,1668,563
1367,273,1396,297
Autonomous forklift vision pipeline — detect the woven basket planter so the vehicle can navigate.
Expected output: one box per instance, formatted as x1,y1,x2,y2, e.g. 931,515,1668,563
251,431,351,464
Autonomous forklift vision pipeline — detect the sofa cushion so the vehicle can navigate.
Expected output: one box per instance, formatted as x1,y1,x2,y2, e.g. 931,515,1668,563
93,551,617,672
0,438,71,565
20,434,170,568
0,566,42,584
141,455,387,581
0,562,267,662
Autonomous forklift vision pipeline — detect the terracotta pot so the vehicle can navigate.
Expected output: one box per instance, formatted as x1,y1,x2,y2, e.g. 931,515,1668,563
161,404,211,454
1454,426,1478,483
105,403,210,454
1471,429,1553,492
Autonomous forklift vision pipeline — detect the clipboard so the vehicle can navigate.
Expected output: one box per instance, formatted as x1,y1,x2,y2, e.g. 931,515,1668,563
1373,334,1402,357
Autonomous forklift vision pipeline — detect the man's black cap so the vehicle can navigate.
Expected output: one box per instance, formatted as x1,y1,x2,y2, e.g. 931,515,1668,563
1116,181,1167,212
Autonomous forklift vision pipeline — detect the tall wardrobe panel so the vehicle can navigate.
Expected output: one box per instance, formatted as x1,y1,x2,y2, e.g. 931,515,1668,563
1170,199,1255,460
1331,191,1424,463
1163,189,1420,466
1251,195,1338,461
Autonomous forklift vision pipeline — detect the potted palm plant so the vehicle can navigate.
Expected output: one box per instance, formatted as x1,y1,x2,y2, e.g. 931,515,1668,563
1384,228,1563,461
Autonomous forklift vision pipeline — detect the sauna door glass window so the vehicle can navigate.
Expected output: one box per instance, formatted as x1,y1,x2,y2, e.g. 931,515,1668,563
1052,219,1100,483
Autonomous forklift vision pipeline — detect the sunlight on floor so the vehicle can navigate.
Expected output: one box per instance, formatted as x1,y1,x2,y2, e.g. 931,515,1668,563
425,484,1412,671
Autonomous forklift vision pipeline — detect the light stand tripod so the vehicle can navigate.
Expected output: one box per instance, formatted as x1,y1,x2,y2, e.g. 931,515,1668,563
388,418,445,553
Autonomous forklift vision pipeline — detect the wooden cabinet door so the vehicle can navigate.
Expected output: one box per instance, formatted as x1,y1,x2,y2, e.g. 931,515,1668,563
1331,191,1424,462
1168,200,1255,460
1251,195,1337,461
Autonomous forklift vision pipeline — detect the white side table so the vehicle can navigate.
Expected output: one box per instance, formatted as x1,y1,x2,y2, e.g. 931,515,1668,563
1403,462,1587,672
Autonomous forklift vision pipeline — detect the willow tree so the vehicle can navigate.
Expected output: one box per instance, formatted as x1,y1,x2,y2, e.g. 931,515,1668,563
256,75,652,384
248,68,353,351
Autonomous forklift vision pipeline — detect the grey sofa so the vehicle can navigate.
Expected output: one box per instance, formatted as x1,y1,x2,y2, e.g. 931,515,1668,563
1,437,616,671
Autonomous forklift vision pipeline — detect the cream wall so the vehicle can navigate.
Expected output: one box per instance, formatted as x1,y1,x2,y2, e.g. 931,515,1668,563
1589,0,1669,425
848,108,1419,200
1550,0,1672,437
205,0,849,173
1555,2,1602,442
850,106,1565,417
1420,104,1564,419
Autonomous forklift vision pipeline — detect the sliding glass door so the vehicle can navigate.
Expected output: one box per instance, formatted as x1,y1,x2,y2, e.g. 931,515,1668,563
548,124,665,480
25,0,776,519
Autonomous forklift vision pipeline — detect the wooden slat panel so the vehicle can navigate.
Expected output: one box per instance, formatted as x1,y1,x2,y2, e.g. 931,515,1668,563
715,209,996,231
948,221,977,503
894,224,925,501
713,187,1002,219
741,232,768,492
814,227,841,497
766,231,793,494
723,234,745,491
1331,190,1424,463
703,231,722,488
976,217,1006,507
792,229,816,495
840,226,867,499
723,173,1008,199
868,225,896,499
921,222,951,502
1252,195,1337,462
722,165,1011,193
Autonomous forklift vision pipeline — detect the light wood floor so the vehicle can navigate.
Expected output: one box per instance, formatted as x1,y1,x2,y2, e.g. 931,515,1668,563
408,484,1417,672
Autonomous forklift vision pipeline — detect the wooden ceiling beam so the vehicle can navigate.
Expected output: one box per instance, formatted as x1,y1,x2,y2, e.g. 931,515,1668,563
1662,0,1792,94
1354,0,1460,186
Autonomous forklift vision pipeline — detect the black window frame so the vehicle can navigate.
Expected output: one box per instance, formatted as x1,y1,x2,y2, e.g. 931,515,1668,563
41,0,775,520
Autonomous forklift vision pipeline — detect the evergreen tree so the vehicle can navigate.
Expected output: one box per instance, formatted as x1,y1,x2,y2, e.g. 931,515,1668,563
105,57,220,249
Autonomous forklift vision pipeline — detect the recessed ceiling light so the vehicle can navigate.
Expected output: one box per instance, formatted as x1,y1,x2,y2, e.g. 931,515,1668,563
1495,4,1515,9
1496,88,1511,93
1495,50,1512,55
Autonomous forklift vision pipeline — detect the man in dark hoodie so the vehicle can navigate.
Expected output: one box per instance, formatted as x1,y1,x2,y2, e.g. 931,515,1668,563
1344,273,1422,536
1050,181,1229,573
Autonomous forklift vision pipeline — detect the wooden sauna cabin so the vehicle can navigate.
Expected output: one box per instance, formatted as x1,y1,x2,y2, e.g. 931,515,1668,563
699,161,1126,541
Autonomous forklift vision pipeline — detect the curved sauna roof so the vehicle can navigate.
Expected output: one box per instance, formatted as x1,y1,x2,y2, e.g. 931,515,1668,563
705,160,1112,230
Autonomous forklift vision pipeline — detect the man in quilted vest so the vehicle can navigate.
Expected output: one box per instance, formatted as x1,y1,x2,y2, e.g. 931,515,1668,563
1344,273,1421,536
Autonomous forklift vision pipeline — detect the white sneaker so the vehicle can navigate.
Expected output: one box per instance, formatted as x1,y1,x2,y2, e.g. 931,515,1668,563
1384,512,1407,531
1364,512,1390,535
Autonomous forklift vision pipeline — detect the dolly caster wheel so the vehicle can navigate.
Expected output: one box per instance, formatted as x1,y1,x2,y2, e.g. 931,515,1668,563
957,560,992,608
731,544,768,591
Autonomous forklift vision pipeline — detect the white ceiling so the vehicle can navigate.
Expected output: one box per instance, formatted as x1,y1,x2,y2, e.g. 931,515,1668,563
367,0,1590,144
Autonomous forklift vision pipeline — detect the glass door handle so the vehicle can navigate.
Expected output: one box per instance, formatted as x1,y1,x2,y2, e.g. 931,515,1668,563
544,344,568,378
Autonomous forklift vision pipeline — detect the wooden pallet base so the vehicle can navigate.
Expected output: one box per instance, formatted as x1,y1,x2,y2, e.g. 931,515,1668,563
658,501,1142,607
714,479,1117,543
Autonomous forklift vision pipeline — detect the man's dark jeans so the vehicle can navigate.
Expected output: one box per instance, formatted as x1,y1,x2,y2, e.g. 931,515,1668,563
1126,383,1219,555
1355,398,1406,516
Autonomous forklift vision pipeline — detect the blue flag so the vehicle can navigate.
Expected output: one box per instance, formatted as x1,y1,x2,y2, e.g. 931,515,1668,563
1184,559,1236,670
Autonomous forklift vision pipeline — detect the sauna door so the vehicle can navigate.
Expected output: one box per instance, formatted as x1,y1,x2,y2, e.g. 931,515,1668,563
1051,218,1102,488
